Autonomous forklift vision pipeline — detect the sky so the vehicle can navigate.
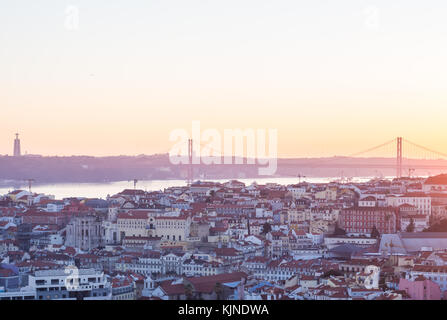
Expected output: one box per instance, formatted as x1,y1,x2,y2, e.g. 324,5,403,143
1,0,447,158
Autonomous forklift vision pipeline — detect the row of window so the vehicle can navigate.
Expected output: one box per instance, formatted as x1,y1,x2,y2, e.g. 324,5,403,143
345,222,389,227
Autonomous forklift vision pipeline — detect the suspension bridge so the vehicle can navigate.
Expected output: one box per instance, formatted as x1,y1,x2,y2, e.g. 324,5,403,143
183,137,447,184
290,137,447,178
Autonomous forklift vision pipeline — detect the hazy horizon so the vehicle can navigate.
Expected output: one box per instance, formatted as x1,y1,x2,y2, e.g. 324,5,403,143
2,1,447,157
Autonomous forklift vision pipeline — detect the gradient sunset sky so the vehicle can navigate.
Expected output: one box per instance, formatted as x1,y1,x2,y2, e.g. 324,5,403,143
1,1,446,157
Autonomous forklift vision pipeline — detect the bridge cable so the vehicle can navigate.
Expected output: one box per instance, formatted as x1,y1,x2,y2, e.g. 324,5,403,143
403,139,447,159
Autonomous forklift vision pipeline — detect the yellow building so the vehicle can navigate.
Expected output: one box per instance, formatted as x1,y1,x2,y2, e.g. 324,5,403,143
154,215,191,242
117,210,150,238
315,187,338,201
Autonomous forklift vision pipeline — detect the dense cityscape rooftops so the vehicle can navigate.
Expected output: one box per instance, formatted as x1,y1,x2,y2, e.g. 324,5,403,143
2,175,447,300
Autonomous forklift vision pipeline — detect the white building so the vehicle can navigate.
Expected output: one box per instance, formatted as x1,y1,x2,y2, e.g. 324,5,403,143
386,193,431,217
102,221,121,245
324,236,377,250
287,186,307,199
154,215,191,242
28,268,111,300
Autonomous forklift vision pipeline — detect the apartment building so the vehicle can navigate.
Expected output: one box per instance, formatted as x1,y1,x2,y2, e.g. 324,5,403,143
28,268,111,300
339,207,397,235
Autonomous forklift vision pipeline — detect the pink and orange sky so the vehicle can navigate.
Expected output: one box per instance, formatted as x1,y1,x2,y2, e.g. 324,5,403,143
1,1,447,157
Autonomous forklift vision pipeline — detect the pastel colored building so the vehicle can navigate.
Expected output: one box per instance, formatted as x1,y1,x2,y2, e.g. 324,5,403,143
399,276,441,300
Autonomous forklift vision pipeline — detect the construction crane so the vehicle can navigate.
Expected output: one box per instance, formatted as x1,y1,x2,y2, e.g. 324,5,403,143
24,179,35,193
297,173,306,184
22,179,35,207
129,179,139,190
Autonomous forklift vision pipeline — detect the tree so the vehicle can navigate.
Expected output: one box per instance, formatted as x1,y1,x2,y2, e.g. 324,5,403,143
214,282,224,300
384,214,391,234
371,225,380,239
184,283,194,300
333,222,346,236
406,218,415,233
424,219,447,232
261,222,272,235
429,214,434,226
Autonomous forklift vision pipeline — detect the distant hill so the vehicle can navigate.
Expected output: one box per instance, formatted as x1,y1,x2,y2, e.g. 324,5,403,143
1,154,447,184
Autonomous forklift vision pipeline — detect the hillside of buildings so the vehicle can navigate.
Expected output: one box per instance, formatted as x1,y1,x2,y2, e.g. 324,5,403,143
1,175,447,300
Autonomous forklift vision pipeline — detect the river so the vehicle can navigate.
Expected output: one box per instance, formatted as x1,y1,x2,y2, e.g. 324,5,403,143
0,176,387,199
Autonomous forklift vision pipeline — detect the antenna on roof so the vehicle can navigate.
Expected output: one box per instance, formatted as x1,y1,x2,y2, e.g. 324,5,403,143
24,179,35,193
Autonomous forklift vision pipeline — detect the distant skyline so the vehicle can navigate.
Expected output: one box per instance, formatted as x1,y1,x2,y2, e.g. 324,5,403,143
2,1,447,157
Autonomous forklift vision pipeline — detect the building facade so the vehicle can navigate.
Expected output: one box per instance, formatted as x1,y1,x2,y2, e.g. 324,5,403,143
339,207,397,235
65,215,103,251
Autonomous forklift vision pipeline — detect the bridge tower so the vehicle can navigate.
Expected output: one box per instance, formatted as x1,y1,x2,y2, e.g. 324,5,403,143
187,138,193,186
396,137,403,179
